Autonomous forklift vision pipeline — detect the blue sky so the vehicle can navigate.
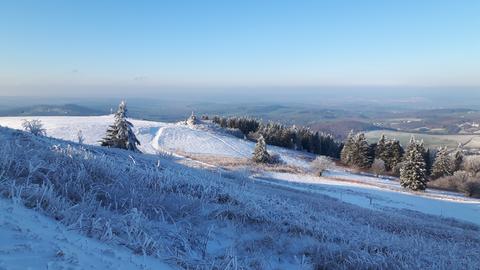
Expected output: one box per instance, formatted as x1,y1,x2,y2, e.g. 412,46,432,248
1,0,479,96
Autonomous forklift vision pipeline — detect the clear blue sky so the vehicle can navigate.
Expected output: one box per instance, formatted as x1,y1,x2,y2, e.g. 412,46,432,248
1,0,479,96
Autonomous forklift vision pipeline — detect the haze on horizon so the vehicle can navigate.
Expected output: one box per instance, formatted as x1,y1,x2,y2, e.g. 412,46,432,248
1,0,479,98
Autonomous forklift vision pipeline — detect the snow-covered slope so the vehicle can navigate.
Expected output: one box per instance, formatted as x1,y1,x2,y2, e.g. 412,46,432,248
0,115,166,154
0,115,313,167
1,125,480,269
0,198,171,270
255,171,480,225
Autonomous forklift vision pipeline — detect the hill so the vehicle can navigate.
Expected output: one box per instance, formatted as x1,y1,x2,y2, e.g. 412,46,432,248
1,116,480,268
0,104,105,116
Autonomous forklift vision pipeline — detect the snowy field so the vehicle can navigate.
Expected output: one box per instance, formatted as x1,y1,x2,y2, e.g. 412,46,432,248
1,116,480,268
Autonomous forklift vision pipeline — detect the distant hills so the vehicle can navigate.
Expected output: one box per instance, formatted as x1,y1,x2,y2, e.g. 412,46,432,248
0,104,106,116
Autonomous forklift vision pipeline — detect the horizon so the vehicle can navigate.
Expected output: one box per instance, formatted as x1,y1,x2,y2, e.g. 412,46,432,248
1,0,480,97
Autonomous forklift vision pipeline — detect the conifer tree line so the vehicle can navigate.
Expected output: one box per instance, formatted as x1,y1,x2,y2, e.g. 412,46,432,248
212,116,343,158
340,131,466,191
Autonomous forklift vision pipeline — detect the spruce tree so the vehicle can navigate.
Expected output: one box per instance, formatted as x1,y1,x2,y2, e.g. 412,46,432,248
387,140,403,171
375,134,387,161
341,131,355,165
400,137,427,191
100,101,140,152
424,148,434,176
352,133,371,168
431,147,453,179
252,135,271,163
341,132,371,168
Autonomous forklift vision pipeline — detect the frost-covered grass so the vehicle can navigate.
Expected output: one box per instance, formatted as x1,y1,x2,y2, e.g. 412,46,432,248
1,126,480,269
0,197,172,270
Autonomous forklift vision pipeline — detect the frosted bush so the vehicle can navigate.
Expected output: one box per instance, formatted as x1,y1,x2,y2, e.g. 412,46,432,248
311,156,334,176
21,119,46,136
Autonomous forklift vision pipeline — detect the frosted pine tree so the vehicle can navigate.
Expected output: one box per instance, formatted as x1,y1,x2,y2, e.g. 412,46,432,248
431,147,453,179
352,133,371,168
400,137,427,191
386,140,403,171
252,135,271,163
340,131,355,165
100,101,140,152
375,134,387,159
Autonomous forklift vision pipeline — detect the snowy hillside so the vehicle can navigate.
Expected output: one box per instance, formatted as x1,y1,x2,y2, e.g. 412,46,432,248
1,115,480,224
0,198,171,270
0,115,313,167
1,116,480,268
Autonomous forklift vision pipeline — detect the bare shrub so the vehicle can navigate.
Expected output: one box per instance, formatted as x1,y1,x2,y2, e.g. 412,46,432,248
77,130,85,144
392,161,405,177
22,119,46,136
371,159,386,177
464,155,480,177
459,180,480,198
269,153,282,164
429,170,480,197
311,156,334,176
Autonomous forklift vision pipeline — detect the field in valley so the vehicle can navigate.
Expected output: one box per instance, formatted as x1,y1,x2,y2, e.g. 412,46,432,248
365,129,480,150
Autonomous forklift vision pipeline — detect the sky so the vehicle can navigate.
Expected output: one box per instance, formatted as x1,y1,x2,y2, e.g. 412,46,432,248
0,0,479,97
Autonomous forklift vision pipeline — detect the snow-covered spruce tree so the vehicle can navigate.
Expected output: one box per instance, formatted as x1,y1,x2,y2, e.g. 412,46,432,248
252,135,271,163
100,101,140,152
400,137,427,191
431,147,454,179
341,132,371,168
352,133,371,168
375,134,388,162
340,131,355,165
386,139,403,171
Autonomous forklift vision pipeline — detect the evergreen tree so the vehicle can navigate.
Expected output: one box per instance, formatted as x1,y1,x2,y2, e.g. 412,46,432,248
341,131,355,165
375,134,388,161
431,147,453,179
352,133,371,168
386,140,403,171
400,137,427,191
100,101,140,152
341,132,371,168
424,148,434,176
252,135,271,163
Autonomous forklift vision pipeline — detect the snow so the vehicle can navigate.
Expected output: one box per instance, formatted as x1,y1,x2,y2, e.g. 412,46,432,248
1,116,480,268
255,170,480,225
0,115,313,167
0,198,171,270
0,115,166,154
